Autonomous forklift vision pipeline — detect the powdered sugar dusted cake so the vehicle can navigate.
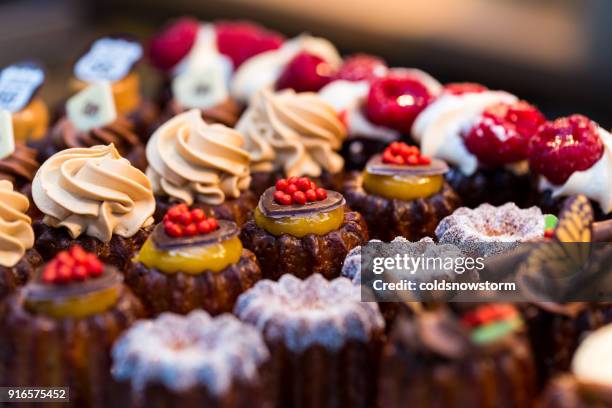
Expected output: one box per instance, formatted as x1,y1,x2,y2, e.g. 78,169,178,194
234,274,384,352
111,311,269,395
435,202,544,257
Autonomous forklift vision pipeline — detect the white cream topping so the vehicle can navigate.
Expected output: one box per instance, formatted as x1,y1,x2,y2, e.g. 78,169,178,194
230,35,342,104
572,324,612,387
411,91,518,176
539,128,612,214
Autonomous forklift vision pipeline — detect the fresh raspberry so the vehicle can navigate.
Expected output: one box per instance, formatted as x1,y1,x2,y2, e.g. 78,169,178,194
148,17,200,71
276,51,335,93
366,73,433,134
215,21,284,69
334,54,387,82
528,115,604,185
463,101,546,167
444,82,487,95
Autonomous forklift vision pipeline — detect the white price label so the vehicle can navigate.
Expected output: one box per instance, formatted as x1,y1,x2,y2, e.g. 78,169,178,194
74,38,143,82
0,110,15,160
66,82,117,131
0,63,44,113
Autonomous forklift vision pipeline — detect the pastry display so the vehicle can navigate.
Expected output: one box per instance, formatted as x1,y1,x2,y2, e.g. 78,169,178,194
320,63,442,169
0,181,41,300
0,247,145,407
345,142,460,241
32,144,155,270
412,84,546,207
70,36,158,140
234,274,385,408
146,109,256,225
379,306,537,408
0,62,49,142
240,177,368,279
529,114,612,219
111,311,272,408
236,87,347,195
38,82,147,170
127,204,261,315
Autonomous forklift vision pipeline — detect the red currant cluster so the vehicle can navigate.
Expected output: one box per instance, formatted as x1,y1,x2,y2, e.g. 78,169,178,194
273,177,328,206
461,304,518,328
382,142,431,166
163,204,219,238
42,246,104,284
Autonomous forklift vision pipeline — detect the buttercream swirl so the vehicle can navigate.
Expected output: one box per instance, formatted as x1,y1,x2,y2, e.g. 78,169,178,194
0,142,40,187
0,180,34,267
32,144,155,242
147,109,251,206
235,88,346,177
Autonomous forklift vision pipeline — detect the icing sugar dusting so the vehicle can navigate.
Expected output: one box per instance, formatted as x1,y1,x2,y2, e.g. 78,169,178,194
234,274,384,352
111,311,269,395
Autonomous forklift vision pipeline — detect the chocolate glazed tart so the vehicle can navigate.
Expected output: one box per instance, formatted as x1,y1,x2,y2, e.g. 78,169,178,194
240,188,368,280
0,267,145,408
125,221,261,316
344,156,461,241
0,249,42,302
33,221,152,271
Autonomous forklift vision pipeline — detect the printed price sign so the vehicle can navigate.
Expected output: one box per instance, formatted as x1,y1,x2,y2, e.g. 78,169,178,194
0,63,44,113
66,82,117,131
74,37,143,82
0,110,15,160
172,64,229,110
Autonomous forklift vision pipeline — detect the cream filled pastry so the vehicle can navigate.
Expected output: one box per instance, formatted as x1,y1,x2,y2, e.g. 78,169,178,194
147,109,251,206
32,144,155,243
236,88,346,178
0,180,34,267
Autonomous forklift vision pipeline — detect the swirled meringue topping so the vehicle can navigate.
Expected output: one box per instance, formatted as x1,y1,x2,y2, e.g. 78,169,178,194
32,144,155,242
146,109,251,206
235,88,346,177
540,128,612,214
0,180,34,267
231,35,342,104
412,91,518,176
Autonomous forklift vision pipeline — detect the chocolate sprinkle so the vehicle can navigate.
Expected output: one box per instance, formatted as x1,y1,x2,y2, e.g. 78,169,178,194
151,219,239,251
258,187,345,218
366,154,449,177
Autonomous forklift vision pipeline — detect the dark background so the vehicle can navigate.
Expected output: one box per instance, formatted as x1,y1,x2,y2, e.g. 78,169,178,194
1,0,610,126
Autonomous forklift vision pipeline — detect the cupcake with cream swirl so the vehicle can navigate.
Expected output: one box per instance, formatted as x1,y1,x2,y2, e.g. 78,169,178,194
236,87,347,194
0,180,41,300
32,144,155,270
147,109,256,225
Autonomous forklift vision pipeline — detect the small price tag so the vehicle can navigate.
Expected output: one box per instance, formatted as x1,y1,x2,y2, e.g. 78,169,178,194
172,59,229,110
0,110,15,160
74,37,143,82
66,82,117,131
0,63,44,113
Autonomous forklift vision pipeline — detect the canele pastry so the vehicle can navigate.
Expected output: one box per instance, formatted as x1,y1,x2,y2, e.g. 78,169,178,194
320,65,442,169
70,36,158,140
240,177,368,280
540,324,612,407
235,274,385,408
111,311,272,408
149,18,284,125
412,83,545,208
0,181,41,300
39,82,147,170
0,62,49,142
236,87,347,195
146,109,256,225
0,247,145,408
529,114,612,220
127,204,261,316
379,305,537,408
345,142,460,241
32,144,155,270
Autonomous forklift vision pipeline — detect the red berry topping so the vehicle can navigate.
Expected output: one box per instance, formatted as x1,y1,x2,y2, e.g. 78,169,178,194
366,73,433,134
216,22,284,69
381,142,432,166
464,101,546,167
276,51,335,93
148,17,200,71
444,82,488,96
163,204,219,237
528,115,604,185
334,54,387,82
461,304,518,328
42,246,104,285
273,177,328,205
